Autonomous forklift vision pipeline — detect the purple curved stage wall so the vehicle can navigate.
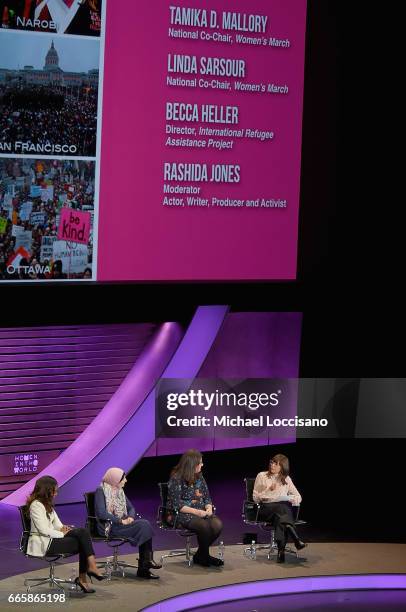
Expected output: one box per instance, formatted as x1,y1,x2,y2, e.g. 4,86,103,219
54,306,228,504
1,307,301,506
0,323,158,501
151,311,302,456
1,306,228,506
1,321,183,506
201,311,302,451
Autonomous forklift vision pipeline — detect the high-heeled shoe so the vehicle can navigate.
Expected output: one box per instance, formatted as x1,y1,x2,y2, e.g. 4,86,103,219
74,577,96,593
286,525,307,550
139,550,163,570
144,559,163,570
136,569,160,579
87,570,108,581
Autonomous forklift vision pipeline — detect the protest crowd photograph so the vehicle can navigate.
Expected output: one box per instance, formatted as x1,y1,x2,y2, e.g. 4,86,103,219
0,32,100,157
0,157,95,280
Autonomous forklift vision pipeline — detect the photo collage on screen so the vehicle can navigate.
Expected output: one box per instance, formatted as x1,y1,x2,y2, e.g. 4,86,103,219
0,0,104,281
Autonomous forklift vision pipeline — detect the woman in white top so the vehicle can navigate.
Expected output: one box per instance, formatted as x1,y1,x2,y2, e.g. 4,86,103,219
253,454,307,563
26,475,106,593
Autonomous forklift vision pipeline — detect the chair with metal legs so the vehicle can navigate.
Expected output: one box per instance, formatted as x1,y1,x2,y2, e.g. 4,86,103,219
156,482,196,567
84,491,138,577
242,478,307,561
19,505,76,592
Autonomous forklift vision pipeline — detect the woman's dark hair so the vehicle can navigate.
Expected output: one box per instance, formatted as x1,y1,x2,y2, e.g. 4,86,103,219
267,453,290,485
171,449,202,485
26,475,58,515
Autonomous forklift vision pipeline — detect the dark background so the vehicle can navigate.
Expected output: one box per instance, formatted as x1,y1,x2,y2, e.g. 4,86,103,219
125,438,406,544
4,3,402,542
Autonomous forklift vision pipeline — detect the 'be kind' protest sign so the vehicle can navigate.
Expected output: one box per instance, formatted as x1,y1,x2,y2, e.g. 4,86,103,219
57,208,91,246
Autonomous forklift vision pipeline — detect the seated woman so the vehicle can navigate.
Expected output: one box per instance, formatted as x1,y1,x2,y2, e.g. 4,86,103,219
253,453,307,563
94,467,161,579
167,449,223,567
27,475,106,594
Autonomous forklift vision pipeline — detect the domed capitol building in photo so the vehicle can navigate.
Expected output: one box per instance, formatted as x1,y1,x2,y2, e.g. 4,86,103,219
0,39,99,88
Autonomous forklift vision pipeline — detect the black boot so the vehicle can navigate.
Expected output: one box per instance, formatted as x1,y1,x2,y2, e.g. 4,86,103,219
143,549,162,570
277,546,285,563
138,542,161,579
193,550,210,567
286,525,307,550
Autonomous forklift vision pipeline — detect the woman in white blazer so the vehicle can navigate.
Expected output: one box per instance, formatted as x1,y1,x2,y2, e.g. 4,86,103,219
27,475,106,593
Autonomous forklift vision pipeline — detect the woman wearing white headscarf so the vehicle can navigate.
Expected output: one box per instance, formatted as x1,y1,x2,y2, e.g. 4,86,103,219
94,467,161,579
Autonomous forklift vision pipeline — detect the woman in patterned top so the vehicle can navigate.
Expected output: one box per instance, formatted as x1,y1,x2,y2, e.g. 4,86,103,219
253,453,307,563
95,467,162,579
167,449,223,567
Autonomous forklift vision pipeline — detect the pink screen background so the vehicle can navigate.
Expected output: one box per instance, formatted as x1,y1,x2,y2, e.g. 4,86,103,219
97,0,307,281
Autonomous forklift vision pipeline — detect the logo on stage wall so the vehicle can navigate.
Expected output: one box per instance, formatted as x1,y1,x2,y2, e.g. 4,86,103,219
0,449,60,477
13,453,39,474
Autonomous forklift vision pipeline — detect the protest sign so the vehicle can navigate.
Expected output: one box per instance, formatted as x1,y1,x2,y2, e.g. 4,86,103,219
20,202,33,222
57,208,91,245
52,240,88,273
40,236,57,261
40,186,54,202
30,212,47,226
12,225,25,238
15,230,32,254
30,185,41,197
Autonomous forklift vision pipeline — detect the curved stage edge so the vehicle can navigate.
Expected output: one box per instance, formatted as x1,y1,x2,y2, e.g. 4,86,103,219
141,574,406,612
1,305,229,506
1,543,405,609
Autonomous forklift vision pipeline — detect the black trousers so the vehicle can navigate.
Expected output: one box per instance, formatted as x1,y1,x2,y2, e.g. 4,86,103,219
47,528,94,574
257,502,294,549
180,516,223,561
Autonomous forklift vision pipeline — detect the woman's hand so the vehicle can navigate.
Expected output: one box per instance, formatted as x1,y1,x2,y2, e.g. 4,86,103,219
121,517,133,525
205,505,213,517
61,525,72,534
196,509,208,518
